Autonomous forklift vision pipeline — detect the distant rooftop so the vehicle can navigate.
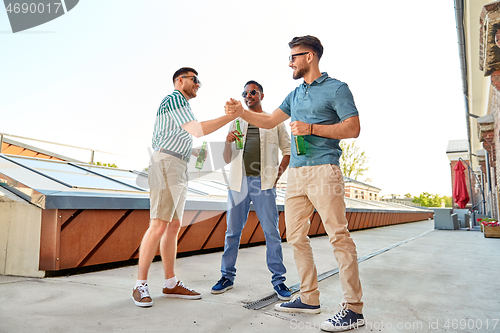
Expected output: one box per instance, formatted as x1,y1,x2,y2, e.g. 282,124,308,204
343,176,381,191
446,139,469,154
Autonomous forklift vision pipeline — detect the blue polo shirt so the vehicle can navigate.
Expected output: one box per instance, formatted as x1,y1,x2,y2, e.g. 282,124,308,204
279,72,359,168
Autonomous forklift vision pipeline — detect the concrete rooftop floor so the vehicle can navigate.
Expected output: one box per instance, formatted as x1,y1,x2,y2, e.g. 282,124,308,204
1,219,499,333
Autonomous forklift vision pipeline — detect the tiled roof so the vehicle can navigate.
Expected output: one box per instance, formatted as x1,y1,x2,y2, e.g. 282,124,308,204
1,138,82,162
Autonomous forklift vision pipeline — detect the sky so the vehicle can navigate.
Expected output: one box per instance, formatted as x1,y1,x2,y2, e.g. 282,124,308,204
0,0,466,197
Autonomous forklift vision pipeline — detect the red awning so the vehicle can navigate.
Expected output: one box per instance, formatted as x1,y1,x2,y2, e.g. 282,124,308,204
453,161,470,209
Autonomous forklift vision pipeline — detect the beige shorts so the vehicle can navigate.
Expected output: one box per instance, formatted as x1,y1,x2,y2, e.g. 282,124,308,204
148,151,188,222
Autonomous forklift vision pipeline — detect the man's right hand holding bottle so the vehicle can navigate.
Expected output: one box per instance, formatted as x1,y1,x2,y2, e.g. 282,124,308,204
226,130,243,143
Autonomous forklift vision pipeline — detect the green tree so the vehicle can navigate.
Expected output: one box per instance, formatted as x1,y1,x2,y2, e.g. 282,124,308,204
413,192,438,207
93,161,118,168
339,140,369,181
412,192,452,207
442,196,452,207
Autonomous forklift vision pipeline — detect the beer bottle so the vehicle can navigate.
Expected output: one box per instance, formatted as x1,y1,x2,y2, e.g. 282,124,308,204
295,135,306,155
195,141,207,169
235,120,244,150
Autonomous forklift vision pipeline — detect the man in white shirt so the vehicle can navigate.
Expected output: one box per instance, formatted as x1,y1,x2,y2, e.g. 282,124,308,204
211,81,292,300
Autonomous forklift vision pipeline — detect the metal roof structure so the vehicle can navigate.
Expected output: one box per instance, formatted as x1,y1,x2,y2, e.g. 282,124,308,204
0,153,430,213
0,154,148,210
0,153,233,211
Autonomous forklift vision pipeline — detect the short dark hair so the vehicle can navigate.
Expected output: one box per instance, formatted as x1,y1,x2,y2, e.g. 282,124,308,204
172,67,198,84
244,80,263,94
288,35,323,60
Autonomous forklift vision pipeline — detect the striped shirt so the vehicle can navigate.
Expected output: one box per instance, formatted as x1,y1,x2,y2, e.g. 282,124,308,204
152,90,196,159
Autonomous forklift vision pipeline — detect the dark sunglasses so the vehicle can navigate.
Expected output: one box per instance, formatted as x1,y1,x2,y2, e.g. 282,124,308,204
242,89,260,98
289,52,310,63
181,75,201,86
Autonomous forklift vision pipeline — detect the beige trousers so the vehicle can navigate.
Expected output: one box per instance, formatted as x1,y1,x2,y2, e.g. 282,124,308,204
285,164,363,314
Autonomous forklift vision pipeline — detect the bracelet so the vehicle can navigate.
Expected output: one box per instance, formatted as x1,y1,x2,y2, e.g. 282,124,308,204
309,124,313,135
225,142,231,145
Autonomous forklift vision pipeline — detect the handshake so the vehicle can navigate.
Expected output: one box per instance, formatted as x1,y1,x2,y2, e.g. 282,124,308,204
225,98,244,117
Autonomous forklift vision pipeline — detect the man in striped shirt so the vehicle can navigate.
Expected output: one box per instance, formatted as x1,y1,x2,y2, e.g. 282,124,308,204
132,67,243,307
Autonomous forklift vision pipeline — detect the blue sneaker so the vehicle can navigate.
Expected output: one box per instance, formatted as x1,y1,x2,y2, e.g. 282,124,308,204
320,305,365,332
211,277,233,294
274,296,321,314
273,283,292,300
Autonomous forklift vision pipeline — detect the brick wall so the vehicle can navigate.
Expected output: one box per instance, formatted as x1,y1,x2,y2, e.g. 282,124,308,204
486,79,500,219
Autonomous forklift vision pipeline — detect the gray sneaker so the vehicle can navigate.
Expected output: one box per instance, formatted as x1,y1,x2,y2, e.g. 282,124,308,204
275,296,321,314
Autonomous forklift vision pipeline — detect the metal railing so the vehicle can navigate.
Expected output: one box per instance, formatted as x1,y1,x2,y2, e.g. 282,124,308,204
381,198,422,207
0,132,120,164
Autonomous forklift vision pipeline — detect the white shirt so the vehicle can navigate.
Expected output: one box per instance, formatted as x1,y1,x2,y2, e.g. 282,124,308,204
227,115,291,191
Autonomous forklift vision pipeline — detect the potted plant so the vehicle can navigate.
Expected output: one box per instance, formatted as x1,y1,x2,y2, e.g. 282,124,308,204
478,218,500,238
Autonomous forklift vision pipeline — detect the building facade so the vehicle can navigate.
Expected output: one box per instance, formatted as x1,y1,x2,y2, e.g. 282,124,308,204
454,0,500,219
344,177,381,201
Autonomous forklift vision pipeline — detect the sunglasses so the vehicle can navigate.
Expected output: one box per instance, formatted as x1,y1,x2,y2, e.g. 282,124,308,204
289,52,310,63
242,89,260,98
180,75,202,86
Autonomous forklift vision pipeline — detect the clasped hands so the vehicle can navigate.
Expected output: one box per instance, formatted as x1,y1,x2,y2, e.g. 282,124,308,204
224,98,244,118
224,98,310,135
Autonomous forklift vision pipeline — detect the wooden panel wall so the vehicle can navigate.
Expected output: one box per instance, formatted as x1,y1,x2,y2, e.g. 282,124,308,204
39,209,432,271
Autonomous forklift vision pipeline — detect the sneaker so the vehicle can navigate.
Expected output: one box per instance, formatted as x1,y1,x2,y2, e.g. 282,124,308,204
132,283,153,307
161,281,202,300
320,304,365,332
273,283,292,300
211,277,234,294
274,296,321,314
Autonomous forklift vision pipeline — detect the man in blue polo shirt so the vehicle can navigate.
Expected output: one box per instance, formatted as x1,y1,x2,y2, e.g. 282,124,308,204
225,36,364,332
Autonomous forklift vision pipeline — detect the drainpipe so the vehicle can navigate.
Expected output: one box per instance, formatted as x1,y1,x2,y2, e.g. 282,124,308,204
485,149,493,216
454,0,480,150
454,0,481,224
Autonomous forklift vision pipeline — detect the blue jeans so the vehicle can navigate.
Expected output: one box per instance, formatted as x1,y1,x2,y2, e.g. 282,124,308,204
221,175,286,286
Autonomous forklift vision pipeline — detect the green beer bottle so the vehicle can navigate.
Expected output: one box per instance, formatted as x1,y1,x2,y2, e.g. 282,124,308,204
295,135,306,155
235,120,244,150
195,141,207,169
